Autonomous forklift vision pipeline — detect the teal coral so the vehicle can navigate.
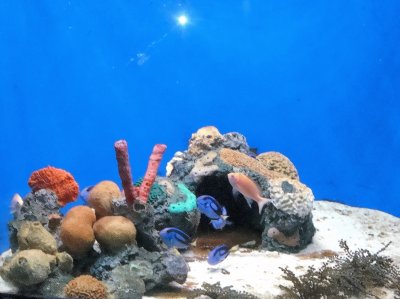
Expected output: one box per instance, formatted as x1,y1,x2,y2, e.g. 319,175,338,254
168,183,196,213
134,178,167,204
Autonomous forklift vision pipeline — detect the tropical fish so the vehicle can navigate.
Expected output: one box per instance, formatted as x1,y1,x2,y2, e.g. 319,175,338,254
207,244,239,265
227,173,270,214
10,193,23,214
197,195,228,220
79,185,94,203
159,227,191,249
210,217,233,230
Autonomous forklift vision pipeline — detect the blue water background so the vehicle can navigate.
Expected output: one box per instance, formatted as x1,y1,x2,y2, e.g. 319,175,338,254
0,1,399,252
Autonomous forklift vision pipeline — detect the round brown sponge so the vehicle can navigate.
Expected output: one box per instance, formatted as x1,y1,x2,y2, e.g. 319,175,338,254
93,216,136,253
87,181,121,218
60,206,96,257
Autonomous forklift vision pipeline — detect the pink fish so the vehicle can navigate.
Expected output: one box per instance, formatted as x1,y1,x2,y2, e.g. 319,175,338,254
227,173,270,214
10,193,23,214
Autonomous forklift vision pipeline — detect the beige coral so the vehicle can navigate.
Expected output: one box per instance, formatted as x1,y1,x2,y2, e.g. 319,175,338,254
87,180,121,218
219,148,283,179
0,249,56,286
188,126,224,156
257,151,299,180
64,275,107,299
17,221,57,254
268,178,314,218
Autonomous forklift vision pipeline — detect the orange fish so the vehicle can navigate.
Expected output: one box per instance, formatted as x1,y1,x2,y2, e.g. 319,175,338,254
227,173,270,214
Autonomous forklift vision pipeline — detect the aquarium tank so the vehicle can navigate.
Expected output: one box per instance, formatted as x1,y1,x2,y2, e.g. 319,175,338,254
0,1,399,299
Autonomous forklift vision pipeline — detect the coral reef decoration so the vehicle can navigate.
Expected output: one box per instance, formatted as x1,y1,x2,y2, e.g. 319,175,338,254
168,183,197,213
60,206,96,257
93,216,137,253
137,144,167,203
256,151,299,180
114,140,137,205
64,275,108,299
0,249,56,287
87,180,121,218
28,166,79,207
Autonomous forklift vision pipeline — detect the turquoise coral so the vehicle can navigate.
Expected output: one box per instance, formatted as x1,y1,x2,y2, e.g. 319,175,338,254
168,183,196,213
134,178,167,204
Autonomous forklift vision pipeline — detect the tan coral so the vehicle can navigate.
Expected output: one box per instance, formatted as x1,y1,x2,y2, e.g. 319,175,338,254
219,148,283,180
17,221,57,254
188,126,224,156
268,178,314,218
257,151,299,180
0,249,56,286
87,180,121,218
60,206,96,257
64,275,107,299
56,252,73,273
93,216,136,253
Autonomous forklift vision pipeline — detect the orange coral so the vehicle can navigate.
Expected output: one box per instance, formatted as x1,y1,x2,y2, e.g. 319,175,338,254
64,275,107,299
28,166,79,206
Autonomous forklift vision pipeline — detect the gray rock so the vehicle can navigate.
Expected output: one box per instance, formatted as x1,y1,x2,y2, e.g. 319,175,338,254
90,245,189,292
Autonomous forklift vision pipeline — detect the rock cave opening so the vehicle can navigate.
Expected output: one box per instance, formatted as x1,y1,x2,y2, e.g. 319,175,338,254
194,174,263,247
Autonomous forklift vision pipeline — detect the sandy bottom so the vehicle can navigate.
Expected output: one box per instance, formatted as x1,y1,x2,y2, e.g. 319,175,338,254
1,201,400,298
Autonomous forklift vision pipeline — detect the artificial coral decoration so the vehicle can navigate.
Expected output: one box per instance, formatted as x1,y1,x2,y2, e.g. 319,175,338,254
137,144,167,203
114,140,137,205
28,166,79,207
115,140,167,205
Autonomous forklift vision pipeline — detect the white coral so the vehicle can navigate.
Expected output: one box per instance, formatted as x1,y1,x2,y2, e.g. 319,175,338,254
268,178,314,218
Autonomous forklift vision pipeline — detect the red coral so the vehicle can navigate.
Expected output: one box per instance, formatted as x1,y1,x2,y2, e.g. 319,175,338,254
114,140,136,205
28,166,79,207
137,144,167,203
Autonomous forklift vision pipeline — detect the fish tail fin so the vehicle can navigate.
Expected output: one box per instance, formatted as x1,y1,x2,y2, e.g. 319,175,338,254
258,197,270,214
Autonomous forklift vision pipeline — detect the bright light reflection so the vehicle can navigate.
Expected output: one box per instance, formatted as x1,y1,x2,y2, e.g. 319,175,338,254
178,15,188,26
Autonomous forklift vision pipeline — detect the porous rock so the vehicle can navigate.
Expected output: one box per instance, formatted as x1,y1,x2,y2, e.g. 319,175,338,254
0,249,56,287
90,245,189,292
17,221,57,254
166,127,316,252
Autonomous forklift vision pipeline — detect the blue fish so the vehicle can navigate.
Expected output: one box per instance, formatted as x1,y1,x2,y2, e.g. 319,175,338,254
79,185,94,203
159,227,191,249
210,218,233,230
197,195,228,220
208,244,231,265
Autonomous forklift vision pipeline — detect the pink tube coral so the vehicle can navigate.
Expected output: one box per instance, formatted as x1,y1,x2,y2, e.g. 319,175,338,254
137,144,167,203
114,140,136,205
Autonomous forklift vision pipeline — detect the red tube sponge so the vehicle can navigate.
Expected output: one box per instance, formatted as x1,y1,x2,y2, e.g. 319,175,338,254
137,144,167,203
114,140,136,205
28,166,79,207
